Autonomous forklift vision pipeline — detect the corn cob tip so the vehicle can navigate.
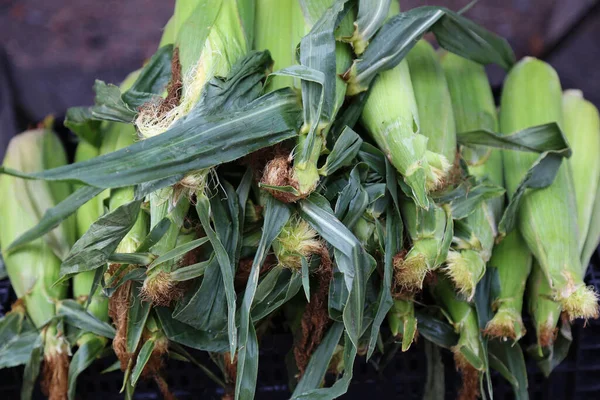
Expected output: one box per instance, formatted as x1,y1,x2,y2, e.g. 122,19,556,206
141,270,183,307
452,350,481,400
537,324,559,348
444,251,485,301
483,308,526,341
260,154,306,203
564,88,583,98
274,217,326,270
425,151,452,192
393,252,429,292
42,351,69,400
560,285,599,321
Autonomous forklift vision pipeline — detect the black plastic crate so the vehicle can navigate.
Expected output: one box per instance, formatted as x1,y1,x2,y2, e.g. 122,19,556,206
1,252,599,399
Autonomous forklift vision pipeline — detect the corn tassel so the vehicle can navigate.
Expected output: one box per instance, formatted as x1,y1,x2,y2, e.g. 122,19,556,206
499,57,598,320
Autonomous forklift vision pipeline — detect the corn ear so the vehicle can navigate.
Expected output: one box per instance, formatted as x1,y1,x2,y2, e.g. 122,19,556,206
582,178,600,268
254,0,305,92
440,52,503,299
562,90,600,255
499,57,598,320
407,40,456,166
484,231,532,341
387,298,417,352
0,129,72,329
528,261,562,349
73,141,109,322
431,274,485,398
136,0,252,138
396,203,451,291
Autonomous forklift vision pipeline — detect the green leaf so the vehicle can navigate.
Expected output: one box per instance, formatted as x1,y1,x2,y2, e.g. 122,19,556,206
367,205,401,359
135,217,171,253
58,199,142,281
236,196,291,400
346,6,515,93
235,323,259,400
155,307,228,352
488,339,528,400
0,314,38,368
170,259,211,281
334,164,369,230
90,80,137,123
121,45,174,109
415,310,459,348
457,122,571,154
528,319,573,377
297,0,350,164
21,333,43,400
57,300,116,339
67,335,106,400
148,237,209,269
319,126,363,176
196,194,238,357
299,193,376,349
498,154,567,237
251,267,302,321
349,0,392,54
126,282,151,354
423,340,446,400
185,51,275,120
433,177,505,220
293,332,357,399
1,91,301,189
292,322,344,397
130,338,155,386
108,253,154,266
301,256,311,301
64,107,103,147
7,186,103,253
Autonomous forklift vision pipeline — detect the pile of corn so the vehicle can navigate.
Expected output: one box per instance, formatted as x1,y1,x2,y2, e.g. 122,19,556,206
1,1,598,399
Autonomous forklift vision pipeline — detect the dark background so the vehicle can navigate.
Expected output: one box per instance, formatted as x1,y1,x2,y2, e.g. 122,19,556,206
1,0,600,399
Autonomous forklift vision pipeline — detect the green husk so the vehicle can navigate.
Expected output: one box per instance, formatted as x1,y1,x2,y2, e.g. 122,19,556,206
387,298,417,351
257,0,354,199
562,90,600,256
254,0,305,92
431,274,485,399
136,0,252,139
396,203,451,291
484,232,532,341
528,261,562,348
581,178,600,268
499,57,598,320
441,51,503,300
0,128,74,400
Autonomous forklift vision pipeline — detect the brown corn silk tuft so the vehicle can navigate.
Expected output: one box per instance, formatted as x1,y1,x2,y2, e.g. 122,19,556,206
41,352,69,400
138,47,183,120
294,247,332,376
260,152,306,203
109,278,134,371
454,351,480,400
140,270,184,307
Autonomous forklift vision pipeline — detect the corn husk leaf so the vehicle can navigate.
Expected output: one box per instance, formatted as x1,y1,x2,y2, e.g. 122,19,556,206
67,335,106,400
488,339,528,400
345,6,515,94
292,331,357,400
236,195,291,399
21,333,44,400
346,0,392,55
56,300,115,339
318,126,363,176
292,322,344,397
57,199,143,282
155,307,228,352
299,193,377,349
0,311,38,368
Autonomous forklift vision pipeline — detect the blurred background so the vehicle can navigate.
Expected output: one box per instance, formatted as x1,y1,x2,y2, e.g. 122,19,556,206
1,0,599,156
